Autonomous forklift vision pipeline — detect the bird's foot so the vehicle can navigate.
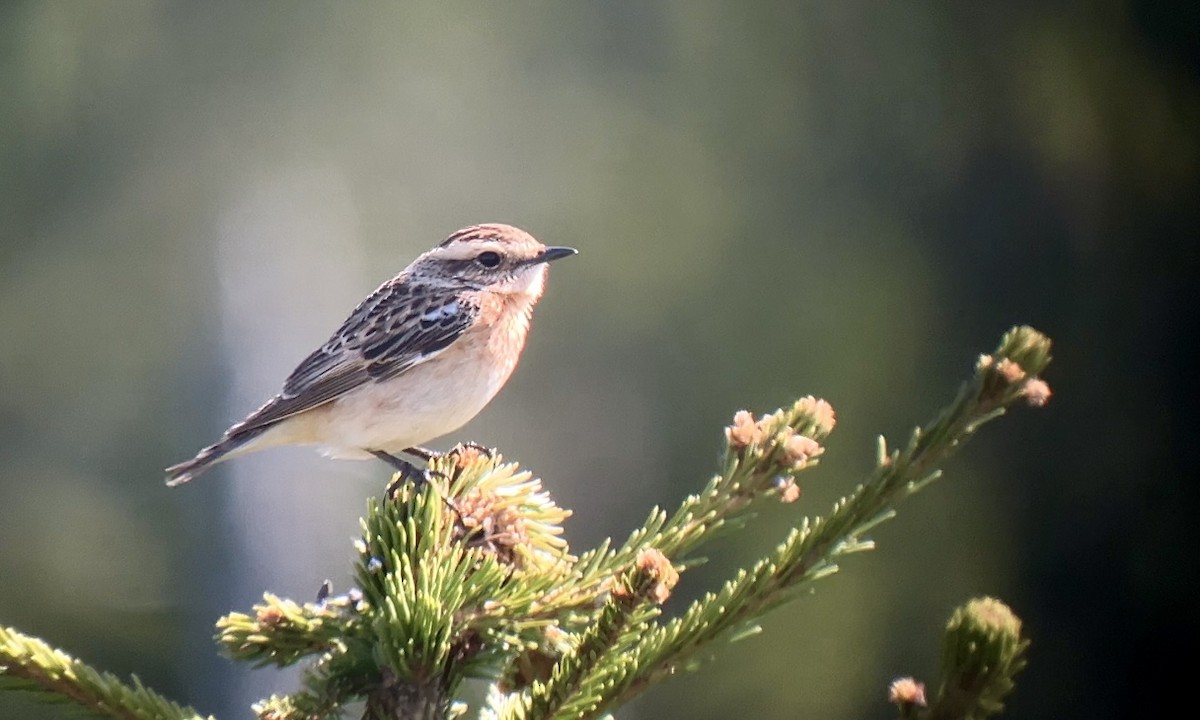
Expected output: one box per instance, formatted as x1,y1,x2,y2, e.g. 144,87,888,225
404,443,494,461
369,449,433,481
403,443,494,475
369,450,439,494
369,450,458,515
455,441,494,458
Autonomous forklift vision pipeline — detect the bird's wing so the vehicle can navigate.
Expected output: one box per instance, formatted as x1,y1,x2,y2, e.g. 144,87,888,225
228,280,478,437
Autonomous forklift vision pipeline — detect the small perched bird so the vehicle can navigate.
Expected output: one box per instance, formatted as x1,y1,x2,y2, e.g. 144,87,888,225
165,223,576,486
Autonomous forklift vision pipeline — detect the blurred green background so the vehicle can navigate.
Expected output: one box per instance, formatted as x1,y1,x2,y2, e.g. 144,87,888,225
2,2,1196,718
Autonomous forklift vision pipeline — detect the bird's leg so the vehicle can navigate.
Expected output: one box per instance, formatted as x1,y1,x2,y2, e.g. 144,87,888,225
369,449,439,499
403,445,439,462
393,445,450,487
370,449,458,515
369,449,428,481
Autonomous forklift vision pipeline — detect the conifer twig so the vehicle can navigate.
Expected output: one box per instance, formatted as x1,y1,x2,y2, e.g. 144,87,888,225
582,326,1053,715
929,597,1029,720
0,624,211,720
0,326,1052,720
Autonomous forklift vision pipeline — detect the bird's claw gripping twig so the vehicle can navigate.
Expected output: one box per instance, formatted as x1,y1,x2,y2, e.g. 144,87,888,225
369,450,458,515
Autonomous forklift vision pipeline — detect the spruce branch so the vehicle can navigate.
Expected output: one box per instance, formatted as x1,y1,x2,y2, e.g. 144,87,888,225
887,597,1029,720
233,448,581,719
930,597,1029,720
556,395,837,619
566,325,1053,715
0,623,212,720
0,325,1052,719
217,590,366,668
503,550,679,720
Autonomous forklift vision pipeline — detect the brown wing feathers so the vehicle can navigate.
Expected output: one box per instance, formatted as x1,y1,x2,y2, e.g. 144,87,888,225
164,279,477,485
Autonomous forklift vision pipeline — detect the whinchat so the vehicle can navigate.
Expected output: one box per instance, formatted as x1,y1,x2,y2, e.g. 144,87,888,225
165,223,576,486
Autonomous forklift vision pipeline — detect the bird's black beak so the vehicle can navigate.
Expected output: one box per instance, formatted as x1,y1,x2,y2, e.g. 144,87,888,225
538,246,578,264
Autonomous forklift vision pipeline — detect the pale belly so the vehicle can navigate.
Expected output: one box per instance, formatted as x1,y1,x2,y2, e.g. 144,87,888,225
306,351,516,459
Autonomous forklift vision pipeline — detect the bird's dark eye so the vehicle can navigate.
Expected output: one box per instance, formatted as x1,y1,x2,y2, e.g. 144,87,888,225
475,251,502,268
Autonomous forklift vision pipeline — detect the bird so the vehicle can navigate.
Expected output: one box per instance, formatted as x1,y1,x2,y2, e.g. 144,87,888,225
165,223,576,486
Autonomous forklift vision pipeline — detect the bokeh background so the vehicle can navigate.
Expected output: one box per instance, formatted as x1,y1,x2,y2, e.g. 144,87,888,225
2,3,1196,718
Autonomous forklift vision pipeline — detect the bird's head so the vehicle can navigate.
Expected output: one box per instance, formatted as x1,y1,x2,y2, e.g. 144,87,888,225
414,223,577,297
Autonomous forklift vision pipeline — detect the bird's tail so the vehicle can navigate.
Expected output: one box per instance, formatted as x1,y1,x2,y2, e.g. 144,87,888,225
164,428,266,486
